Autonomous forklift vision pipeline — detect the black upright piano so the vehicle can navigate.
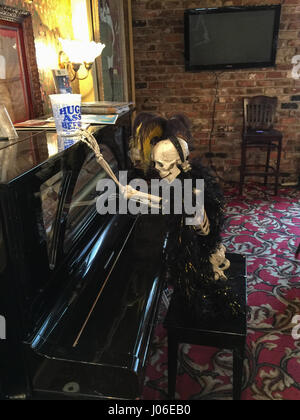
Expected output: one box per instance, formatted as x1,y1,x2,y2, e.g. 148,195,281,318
0,115,168,400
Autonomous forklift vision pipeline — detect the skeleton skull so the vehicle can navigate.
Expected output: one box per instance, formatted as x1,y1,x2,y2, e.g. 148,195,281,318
152,138,189,183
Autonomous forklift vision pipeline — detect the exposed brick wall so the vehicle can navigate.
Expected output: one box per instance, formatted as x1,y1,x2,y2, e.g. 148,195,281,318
132,0,300,184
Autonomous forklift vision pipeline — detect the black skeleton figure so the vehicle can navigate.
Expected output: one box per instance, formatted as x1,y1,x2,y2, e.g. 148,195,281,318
130,112,243,320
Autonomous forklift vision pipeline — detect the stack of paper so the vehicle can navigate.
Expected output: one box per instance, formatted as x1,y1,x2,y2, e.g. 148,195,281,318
81,101,134,115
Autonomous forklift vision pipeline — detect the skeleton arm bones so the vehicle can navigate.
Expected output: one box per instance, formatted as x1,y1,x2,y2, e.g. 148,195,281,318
121,184,161,209
188,188,230,280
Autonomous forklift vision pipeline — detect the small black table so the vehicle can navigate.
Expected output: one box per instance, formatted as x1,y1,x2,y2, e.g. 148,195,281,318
164,253,247,400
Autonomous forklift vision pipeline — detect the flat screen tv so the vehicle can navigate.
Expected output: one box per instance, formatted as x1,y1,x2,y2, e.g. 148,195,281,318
184,5,281,71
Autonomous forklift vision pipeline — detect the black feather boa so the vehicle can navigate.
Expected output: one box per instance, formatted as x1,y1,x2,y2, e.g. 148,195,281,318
163,160,243,320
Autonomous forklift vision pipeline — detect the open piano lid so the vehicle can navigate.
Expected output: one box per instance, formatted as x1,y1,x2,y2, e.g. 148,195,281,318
0,126,168,400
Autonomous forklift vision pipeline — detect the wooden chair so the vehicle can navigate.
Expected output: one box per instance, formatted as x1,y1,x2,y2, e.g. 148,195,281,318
239,96,282,195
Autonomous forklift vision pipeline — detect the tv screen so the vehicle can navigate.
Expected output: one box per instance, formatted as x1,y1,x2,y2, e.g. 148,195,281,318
184,5,281,71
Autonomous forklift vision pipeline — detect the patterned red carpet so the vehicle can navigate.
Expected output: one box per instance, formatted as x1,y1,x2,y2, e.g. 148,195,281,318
142,184,300,400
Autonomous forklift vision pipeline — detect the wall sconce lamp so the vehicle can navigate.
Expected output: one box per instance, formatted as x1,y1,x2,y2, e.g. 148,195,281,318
58,38,105,82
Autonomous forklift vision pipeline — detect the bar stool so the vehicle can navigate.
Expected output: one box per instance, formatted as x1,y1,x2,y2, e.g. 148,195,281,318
164,253,247,400
239,96,282,196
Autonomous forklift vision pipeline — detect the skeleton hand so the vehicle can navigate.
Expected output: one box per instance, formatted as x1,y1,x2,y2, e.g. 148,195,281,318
209,244,230,280
188,187,210,236
120,185,161,209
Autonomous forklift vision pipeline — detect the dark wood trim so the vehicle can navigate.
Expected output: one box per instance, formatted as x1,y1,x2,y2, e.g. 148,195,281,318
123,0,134,103
90,0,105,100
0,5,29,23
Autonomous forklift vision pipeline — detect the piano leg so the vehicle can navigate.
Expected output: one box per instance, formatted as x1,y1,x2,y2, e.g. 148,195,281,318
167,332,178,400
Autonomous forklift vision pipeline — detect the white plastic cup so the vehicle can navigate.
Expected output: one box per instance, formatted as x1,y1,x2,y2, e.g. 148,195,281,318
49,94,82,137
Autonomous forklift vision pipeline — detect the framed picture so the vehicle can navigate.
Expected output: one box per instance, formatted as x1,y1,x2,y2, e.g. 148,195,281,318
52,69,72,94
0,5,43,122
90,0,135,103
0,20,32,123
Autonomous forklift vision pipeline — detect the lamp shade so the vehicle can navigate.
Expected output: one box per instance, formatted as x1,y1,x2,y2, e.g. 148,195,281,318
59,38,105,64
